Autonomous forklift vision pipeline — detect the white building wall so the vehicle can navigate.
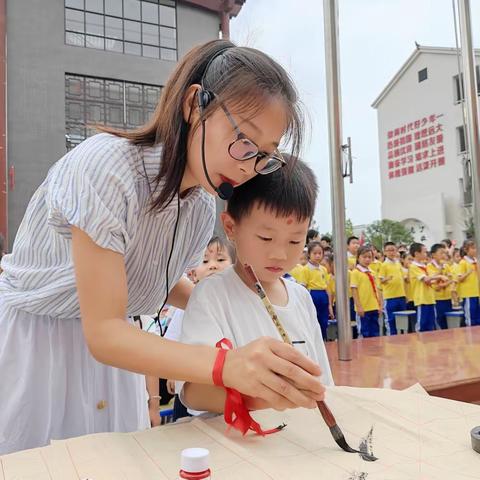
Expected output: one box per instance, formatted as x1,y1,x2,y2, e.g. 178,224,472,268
375,50,479,244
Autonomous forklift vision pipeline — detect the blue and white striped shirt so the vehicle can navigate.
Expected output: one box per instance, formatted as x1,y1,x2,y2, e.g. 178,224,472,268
0,133,215,317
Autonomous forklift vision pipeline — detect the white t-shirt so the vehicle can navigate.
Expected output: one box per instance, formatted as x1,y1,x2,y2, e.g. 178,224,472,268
163,308,184,342
178,266,334,404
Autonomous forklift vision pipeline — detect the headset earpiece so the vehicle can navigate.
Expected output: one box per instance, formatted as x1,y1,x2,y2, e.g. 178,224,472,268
197,88,213,112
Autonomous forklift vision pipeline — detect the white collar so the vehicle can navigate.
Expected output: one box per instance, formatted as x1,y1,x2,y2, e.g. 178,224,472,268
465,256,477,264
385,257,397,264
356,265,371,273
412,260,427,268
347,251,355,258
307,262,321,270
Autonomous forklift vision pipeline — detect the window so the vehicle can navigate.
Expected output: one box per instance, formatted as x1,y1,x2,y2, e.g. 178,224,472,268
457,125,467,154
418,67,428,83
65,0,177,61
65,73,162,150
453,66,480,103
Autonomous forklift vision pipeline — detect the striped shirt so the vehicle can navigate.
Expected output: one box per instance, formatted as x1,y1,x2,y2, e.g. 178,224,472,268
0,133,215,317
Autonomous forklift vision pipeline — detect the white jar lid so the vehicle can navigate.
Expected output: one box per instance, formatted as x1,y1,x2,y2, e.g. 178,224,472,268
181,448,210,472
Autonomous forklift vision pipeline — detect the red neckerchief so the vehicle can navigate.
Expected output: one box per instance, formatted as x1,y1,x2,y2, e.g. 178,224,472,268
357,266,378,301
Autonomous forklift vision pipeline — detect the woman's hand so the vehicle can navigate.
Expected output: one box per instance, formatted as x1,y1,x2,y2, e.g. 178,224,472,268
222,337,325,411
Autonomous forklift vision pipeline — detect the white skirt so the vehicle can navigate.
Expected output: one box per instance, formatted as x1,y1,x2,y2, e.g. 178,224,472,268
0,302,149,455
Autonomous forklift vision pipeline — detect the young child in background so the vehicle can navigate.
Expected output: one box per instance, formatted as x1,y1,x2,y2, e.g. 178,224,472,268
322,252,336,312
409,243,447,331
165,237,235,421
302,241,334,339
379,242,406,335
347,236,360,338
350,246,382,338
347,236,360,270
400,252,415,311
370,245,382,279
450,248,462,307
289,248,308,284
427,244,453,329
457,240,480,326
178,158,333,415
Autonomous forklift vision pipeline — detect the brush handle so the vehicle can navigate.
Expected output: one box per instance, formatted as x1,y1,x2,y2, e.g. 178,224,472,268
316,400,336,428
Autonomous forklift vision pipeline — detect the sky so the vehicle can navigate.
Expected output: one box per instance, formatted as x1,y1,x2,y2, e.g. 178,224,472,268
230,0,480,234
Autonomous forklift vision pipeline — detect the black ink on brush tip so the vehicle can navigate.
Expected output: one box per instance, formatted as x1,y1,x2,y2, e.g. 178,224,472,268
358,426,377,462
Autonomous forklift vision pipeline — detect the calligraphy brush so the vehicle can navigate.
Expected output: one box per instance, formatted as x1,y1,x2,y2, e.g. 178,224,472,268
243,264,378,462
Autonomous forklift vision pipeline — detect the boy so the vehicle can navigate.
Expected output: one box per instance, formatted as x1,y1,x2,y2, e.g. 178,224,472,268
457,240,480,326
347,236,360,338
178,159,333,414
427,243,452,329
409,243,448,331
347,236,360,270
379,242,406,335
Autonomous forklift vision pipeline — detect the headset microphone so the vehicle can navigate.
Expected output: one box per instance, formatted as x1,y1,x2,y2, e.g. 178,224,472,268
200,118,234,201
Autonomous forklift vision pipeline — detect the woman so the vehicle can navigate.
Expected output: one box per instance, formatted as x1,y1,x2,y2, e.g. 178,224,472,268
0,40,325,454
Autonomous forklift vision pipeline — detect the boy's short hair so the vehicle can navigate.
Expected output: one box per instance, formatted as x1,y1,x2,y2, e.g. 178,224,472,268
384,241,396,249
227,155,318,222
430,243,445,255
409,242,424,257
347,236,359,245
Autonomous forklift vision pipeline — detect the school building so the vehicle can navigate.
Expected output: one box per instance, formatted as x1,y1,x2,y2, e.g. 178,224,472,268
0,0,245,246
372,45,480,245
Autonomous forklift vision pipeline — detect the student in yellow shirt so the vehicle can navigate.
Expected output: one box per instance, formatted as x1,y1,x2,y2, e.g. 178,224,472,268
400,252,414,310
449,247,462,307
370,245,383,278
289,248,308,284
457,240,480,326
427,244,453,329
379,242,406,335
350,246,382,337
347,236,359,270
409,243,448,332
322,252,336,309
303,241,334,339
347,236,360,338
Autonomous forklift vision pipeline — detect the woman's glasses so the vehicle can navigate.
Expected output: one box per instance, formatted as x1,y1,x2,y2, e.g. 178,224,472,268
217,100,286,175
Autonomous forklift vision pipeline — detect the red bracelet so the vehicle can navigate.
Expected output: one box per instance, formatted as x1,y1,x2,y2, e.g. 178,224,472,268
212,338,232,387
212,338,286,437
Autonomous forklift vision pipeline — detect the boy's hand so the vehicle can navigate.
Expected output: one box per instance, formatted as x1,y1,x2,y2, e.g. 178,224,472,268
328,305,334,319
166,379,176,396
222,337,325,411
357,307,365,317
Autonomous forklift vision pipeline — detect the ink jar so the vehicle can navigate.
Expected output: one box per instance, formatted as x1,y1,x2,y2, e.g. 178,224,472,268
179,448,211,479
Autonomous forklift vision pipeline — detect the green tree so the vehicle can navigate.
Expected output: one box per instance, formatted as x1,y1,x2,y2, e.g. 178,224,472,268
365,219,414,250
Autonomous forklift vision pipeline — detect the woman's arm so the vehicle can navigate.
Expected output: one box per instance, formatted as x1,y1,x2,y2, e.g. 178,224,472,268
71,227,325,410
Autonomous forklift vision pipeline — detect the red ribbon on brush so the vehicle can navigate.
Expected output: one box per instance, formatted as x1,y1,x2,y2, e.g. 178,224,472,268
213,338,285,436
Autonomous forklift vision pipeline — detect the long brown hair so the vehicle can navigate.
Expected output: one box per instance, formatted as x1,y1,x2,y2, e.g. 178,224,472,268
102,40,304,211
